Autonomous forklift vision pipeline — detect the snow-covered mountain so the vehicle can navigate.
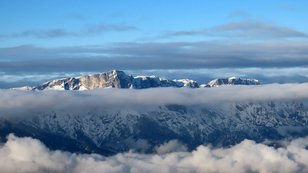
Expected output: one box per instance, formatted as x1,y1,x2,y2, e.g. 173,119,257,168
15,70,260,91
208,77,260,87
32,70,133,91
0,92,307,155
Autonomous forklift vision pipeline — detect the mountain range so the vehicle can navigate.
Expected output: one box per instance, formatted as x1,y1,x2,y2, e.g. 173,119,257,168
15,70,260,91
1,84,308,156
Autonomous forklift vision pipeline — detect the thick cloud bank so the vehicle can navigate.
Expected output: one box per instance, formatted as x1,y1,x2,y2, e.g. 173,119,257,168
0,134,307,173
0,83,306,125
1,83,308,116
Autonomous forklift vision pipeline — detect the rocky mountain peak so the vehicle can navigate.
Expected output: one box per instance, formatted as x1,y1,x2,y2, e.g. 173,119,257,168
208,77,260,87
14,70,261,91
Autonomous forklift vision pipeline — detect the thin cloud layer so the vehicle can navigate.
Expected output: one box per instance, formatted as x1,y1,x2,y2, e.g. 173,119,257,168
0,23,138,39
0,134,307,173
163,20,308,39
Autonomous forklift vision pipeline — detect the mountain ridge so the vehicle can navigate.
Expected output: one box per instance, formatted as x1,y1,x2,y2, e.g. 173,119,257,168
1,84,308,155
15,70,261,91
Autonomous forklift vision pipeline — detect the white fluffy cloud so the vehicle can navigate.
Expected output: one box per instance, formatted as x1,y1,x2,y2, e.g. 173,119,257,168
0,134,307,173
155,140,187,154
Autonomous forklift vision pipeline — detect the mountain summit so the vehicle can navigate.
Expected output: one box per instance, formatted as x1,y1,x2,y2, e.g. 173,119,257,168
16,70,260,91
208,77,260,87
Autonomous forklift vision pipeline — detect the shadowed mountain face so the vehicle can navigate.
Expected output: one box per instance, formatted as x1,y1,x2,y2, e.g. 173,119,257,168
15,70,260,91
0,100,307,155
3,79,306,156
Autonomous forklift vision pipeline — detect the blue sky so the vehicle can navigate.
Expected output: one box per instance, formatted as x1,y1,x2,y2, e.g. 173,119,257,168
0,0,308,87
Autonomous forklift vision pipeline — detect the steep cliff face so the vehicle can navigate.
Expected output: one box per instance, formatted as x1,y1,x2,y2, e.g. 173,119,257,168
79,70,133,89
31,70,133,90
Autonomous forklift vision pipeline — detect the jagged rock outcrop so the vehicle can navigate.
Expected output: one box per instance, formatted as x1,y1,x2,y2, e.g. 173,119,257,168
79,70,133,90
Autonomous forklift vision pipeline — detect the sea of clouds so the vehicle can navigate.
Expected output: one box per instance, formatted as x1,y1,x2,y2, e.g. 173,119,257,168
0,134,307,173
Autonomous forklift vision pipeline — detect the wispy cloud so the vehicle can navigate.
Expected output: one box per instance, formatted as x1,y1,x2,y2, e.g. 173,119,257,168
82,23,138,34
0,23,138,39
277,3,299,12
4,29,78,39
163,20,308,39
68,13,88,21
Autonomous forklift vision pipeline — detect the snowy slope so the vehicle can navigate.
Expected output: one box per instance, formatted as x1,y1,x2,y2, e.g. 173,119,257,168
1,99,307,155
209,77,260,87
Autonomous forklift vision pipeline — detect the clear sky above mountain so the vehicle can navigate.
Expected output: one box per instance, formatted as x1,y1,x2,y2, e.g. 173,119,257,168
0,0,308,88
